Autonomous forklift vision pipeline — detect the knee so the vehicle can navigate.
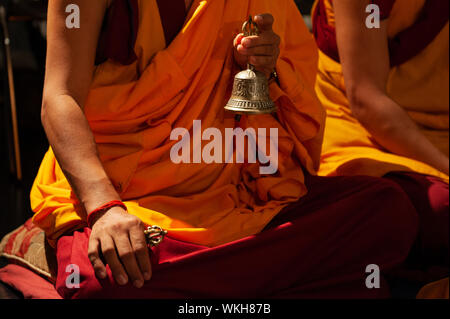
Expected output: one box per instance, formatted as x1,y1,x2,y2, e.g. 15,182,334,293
370,179,419,253
55,261,103,299
55,229,116,299
56,265,126,299
428,181,449,216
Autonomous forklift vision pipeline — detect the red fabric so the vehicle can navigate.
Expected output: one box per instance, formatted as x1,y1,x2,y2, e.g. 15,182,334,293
312,0,449,67
0,264,61,299
312,0,340,63
95,0,139,65
4,225,21,254
388,0,449,66
4,219,38,256
156,0,187,45
95,0,187,66
0,173,446,299
55,175,420,299
18,227,42,259
385,172,449,267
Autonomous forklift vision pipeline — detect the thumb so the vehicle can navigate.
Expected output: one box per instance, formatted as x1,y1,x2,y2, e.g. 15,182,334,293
254,14,274,32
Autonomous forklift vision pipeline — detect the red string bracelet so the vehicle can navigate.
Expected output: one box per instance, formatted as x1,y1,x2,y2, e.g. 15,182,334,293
87,200,127,228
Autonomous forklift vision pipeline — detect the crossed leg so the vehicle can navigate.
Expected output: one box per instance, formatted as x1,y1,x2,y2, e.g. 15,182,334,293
55,175,419,299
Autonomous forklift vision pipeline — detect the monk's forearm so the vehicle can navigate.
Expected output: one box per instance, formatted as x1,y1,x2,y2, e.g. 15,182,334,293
41,94,121,213
351,93,449,174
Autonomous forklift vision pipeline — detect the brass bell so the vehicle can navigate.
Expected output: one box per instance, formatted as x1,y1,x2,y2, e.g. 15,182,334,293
225,16,277,115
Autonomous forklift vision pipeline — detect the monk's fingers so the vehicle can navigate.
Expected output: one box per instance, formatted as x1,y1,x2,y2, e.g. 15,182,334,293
101,235,128,286
254,14,274,32
237,44,276,57
249,55,276,67
129,225,152,281
233,33,245,47
113,233,145,288
241,33,280,49
87,237,107,279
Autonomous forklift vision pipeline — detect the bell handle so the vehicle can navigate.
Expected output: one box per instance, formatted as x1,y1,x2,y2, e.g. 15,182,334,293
242,15,260,36
242,16,259,72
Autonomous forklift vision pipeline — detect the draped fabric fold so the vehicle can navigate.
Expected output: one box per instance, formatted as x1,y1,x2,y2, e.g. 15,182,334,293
312,0,449,180
95,0,139,65
31,0,325,247
313,0,449,67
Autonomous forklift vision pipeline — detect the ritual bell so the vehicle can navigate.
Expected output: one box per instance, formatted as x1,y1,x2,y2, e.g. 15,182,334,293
225,16,277,115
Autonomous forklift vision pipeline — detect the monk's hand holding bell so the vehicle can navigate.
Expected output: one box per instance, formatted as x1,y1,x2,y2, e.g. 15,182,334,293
87,206,152,288
233,14,281,79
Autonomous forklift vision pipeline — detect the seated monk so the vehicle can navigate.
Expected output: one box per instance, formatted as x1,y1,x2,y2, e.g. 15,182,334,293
312,0,449,287
31,0,420,299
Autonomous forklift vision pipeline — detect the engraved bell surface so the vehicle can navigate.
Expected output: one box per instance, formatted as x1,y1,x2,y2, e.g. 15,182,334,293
225,16,277,115
225,68,276,114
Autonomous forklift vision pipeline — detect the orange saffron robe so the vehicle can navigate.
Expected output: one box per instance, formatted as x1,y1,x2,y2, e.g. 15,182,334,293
30,0,325,247
314,0,449,180
416,278,449,299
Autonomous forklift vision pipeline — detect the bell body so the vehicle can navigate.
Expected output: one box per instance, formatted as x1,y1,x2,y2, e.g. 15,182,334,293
225,68,277,115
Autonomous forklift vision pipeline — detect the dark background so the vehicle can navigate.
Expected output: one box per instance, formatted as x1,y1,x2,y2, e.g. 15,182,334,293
0,1,316,238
